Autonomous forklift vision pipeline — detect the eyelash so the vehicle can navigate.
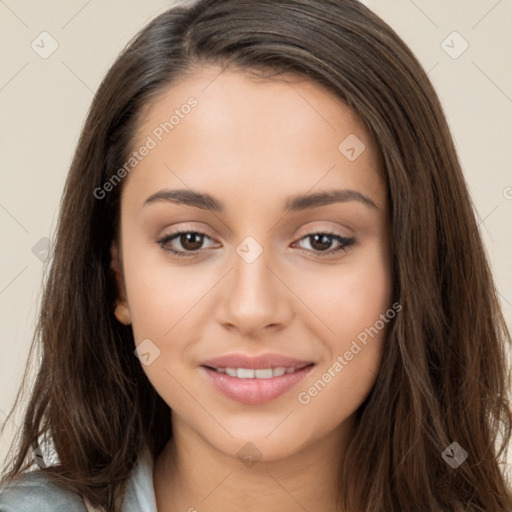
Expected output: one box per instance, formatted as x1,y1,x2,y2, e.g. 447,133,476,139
155,229,356,259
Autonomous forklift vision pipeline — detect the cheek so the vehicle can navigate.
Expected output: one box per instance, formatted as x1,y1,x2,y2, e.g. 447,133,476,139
122,255,198,410
294,238,392,405
120,236,217,396
297,237,392,349
121,231,206,339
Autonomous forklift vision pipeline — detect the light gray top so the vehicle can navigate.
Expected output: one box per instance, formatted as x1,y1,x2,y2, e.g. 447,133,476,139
0,448,158,512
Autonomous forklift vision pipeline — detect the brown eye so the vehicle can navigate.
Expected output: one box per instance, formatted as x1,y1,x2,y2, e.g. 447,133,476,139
309,234,335,251
177,232,205,251
296,232,356,257
156,230,215,257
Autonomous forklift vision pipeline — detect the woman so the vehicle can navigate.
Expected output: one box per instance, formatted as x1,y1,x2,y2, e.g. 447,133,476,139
1,0,511,511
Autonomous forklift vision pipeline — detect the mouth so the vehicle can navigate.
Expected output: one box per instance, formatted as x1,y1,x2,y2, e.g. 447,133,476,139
199,353,315,405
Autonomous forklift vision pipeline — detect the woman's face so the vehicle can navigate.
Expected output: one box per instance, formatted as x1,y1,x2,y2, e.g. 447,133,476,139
112,65,392,461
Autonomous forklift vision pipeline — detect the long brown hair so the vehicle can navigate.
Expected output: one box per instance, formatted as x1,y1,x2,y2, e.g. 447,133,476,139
1,1,511,510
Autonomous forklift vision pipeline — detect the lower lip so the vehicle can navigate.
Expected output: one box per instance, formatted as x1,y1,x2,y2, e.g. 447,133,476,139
200,365,314,405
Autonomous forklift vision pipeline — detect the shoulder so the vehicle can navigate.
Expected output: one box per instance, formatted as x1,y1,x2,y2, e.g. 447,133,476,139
0,471,87,512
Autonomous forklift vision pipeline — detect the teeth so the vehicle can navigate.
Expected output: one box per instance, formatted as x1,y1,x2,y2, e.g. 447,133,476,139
254,369,273,379
215,367,299,378
237,368,255,379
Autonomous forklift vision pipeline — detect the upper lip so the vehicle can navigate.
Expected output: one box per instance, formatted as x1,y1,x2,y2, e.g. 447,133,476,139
201,353,314,370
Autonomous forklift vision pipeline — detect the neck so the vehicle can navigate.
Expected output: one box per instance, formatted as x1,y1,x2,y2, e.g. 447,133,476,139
153,414,354,512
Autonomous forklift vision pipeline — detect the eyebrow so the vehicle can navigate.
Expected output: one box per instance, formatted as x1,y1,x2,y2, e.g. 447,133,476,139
143,188,379,212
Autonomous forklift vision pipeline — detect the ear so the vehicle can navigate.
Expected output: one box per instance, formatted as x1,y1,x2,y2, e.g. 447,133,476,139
110,242,131,325
110,241,127,303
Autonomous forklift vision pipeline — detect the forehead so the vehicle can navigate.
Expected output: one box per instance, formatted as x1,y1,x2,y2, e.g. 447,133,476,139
123,65,385,211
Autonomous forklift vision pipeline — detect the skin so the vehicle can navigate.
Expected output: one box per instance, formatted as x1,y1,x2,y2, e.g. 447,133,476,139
111,65,392,512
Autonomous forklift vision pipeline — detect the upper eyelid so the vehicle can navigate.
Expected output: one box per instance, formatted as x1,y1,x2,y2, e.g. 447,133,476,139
159,220,354,240
159,227,350,241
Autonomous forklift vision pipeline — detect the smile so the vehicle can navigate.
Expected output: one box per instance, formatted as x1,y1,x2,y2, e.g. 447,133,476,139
200,356,315,405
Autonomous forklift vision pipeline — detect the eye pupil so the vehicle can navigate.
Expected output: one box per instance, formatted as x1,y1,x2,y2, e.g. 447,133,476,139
181,232,204,251
310,234,332,251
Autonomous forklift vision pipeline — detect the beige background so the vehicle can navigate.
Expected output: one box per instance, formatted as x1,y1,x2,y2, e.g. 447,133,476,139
1,0,511,474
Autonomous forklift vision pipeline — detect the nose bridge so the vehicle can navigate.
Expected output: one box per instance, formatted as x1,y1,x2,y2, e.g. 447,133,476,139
218,234,290,333
232,235,276,310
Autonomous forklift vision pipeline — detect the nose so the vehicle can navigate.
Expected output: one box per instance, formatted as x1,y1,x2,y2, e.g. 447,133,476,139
216,243,294,337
